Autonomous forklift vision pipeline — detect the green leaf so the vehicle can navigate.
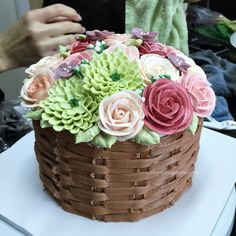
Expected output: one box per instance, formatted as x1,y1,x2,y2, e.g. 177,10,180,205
133,126,160,145
92,132,117,148
188,115,199,135
75,125,100,143
26,109,43,119
40,119,51,128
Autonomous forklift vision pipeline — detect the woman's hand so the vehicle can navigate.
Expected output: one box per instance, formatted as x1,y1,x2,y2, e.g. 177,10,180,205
0,4,85,72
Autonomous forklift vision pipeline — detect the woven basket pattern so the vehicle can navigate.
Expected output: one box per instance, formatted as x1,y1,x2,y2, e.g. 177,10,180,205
33,119,203,222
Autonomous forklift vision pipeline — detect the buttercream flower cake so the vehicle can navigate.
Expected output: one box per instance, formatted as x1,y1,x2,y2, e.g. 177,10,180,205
21,28,215,146
20,28,216,221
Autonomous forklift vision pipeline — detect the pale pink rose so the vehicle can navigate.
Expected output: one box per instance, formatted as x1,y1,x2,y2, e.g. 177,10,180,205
139,54,180,86
187,64,207,79
25,54,63,76
179,71,216,117
104,33,132,46
104,44,139,61
21,69,55,108
98,91,144,141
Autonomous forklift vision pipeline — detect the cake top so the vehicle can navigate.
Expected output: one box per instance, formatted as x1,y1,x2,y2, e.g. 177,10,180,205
21,28,216,148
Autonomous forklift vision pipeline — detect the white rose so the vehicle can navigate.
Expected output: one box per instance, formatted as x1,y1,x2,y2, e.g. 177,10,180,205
139,54,180,86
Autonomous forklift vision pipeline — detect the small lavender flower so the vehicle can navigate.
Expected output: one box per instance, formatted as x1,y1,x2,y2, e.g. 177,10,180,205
54,62,76,80
132,27,158,44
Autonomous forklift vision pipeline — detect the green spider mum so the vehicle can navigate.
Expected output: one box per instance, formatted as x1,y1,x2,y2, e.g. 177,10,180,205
81,50,142,102
39,76,99,134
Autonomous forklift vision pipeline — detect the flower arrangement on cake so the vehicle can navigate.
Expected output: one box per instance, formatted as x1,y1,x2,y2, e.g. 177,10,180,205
21,27,215,147
20,28,216,221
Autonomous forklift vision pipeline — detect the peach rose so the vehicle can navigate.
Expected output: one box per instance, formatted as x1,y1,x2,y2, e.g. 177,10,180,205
104,44,139,61
21,69,55,108
25,54,63,76
179,71,216,117
98,91,144,141
139,54,180,86
104,33,132,46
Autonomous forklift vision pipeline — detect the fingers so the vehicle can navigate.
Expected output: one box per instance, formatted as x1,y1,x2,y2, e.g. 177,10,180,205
43,21,85,37
38,35,77,57
26,4,82,23
48,35,77,49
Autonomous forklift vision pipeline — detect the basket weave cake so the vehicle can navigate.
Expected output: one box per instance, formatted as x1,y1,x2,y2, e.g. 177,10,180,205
21,28,215,222
33,119,202,222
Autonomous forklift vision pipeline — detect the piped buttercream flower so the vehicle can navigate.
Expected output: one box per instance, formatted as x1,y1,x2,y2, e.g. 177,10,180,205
21,68,55,108
70,41,90,54
81,50,142,102
25,54,63,76
98,91,144,141
139,54,180,85
54,50,94,79
179,71,216,117
104,33,132,46
132,27,158,44
104,44,139,61
139,42,167,56
39,76,99,134
86,30,114,41
143,78,193,135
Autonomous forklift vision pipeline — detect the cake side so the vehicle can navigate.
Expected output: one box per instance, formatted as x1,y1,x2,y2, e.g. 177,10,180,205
33,118,202,222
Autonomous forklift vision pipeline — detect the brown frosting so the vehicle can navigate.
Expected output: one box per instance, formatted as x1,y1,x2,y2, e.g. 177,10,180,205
33,119,203,222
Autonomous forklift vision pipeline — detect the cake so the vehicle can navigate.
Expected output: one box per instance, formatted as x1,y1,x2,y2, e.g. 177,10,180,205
21,28,216,222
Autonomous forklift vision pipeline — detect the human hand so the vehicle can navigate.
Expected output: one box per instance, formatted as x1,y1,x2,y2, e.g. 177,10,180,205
0,4,85,72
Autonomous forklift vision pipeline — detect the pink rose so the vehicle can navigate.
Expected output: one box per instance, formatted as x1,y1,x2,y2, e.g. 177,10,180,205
21,69,55,108
179,71,216,117
143,78,193,135
104,44,139,61
98,91,144,141
104,33,132,47
139,42,167,56
57,50,94,66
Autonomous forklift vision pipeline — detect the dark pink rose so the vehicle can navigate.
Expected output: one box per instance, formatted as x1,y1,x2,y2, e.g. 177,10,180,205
143,78,193,135
139,42,167,56
70,41,89,54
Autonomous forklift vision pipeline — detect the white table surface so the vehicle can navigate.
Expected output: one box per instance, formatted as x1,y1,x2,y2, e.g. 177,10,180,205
0,128,236,236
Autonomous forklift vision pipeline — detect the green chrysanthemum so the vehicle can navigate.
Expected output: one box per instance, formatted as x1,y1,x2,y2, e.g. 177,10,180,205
39,76,99,134
81,50,142,102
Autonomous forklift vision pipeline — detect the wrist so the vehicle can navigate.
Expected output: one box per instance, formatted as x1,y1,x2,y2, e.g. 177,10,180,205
0,33,19,72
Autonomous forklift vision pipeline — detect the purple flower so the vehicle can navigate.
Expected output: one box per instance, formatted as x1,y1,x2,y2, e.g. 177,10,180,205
86,30,114,41
132,27,158,44
167,54,191,73
53,62,76,80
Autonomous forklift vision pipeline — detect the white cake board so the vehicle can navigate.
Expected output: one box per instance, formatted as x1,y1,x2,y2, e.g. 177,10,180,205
0,128,236,236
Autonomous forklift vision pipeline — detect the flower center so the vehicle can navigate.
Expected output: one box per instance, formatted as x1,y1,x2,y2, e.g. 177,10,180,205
110,72,121,82
69,98,79,107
